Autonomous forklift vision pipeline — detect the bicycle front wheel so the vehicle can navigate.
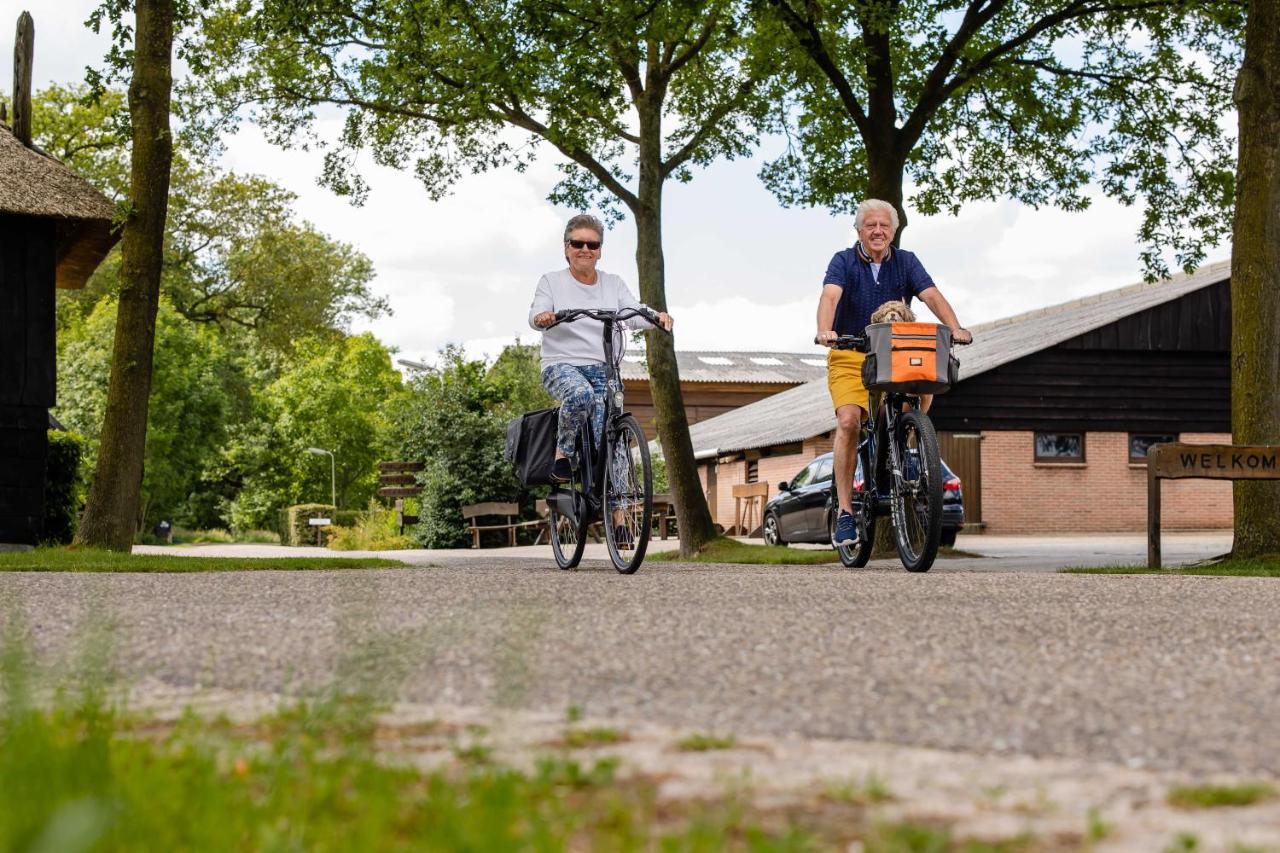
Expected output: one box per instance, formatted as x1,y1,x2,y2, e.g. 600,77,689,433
603,415,652,574
890,409,943,572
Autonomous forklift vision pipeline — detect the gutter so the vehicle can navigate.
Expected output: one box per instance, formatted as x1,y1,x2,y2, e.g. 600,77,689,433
693,447,720,461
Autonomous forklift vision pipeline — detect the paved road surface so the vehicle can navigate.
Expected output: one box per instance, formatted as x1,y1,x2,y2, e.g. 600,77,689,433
3,549,1274,776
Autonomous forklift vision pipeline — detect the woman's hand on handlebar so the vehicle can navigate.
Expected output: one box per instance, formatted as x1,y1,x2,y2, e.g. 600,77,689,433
534,311,556,329
652,310,674,332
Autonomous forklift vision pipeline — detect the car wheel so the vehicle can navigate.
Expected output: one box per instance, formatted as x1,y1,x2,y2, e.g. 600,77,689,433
763,512,786,546
940,528,958,548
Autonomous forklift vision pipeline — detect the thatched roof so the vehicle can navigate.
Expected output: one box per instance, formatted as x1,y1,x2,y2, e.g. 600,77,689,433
0,123,118,289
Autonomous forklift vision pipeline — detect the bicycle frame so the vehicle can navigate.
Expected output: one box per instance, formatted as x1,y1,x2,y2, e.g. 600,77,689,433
853,391,921,522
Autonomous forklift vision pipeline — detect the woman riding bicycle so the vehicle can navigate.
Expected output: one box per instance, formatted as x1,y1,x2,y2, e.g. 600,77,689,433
529,214,674,485
816,199,971,547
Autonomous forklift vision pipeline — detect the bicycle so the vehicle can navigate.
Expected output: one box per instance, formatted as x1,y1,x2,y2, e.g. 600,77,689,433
543,306,669,573
819,330,967,573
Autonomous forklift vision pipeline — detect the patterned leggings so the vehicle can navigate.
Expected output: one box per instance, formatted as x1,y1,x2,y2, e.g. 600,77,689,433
541,363,607,460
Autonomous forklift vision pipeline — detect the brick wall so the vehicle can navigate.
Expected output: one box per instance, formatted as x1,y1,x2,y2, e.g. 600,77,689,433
980,431,1233,533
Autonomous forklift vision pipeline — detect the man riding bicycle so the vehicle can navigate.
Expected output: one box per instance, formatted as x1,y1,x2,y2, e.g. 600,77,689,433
529,214,674,484
816,199,972,547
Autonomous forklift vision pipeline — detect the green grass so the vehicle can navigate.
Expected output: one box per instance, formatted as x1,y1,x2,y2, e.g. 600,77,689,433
1063,554,1280,577
561,726,628,748
651,537,840,565
676,732,737,752
0,547,404,573
1167,781,1276,809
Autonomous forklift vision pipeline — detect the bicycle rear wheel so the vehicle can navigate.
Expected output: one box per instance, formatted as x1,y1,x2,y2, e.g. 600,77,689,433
603,415,652,574
890,409,943,572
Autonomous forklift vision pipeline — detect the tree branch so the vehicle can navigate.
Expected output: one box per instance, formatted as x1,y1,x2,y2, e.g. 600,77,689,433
762,0,869,134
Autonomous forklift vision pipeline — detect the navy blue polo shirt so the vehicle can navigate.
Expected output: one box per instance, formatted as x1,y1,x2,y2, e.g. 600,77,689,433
823,243,935,335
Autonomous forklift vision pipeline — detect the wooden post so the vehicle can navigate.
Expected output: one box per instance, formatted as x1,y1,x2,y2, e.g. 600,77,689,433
12,11,33,146
1147,458,1161,569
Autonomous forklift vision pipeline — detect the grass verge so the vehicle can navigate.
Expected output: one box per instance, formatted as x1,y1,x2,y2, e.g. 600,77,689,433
650,537,840,565
0,547,404,573
1062,554,1280,578
1167,782,1276,809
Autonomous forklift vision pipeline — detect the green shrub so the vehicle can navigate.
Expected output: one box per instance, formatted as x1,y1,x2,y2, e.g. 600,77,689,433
42,431,85,545
328,504,414,551
286,504,337,546
332,510,361,528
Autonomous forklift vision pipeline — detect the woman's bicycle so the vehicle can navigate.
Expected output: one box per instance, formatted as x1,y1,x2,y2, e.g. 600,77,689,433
543,306,669,573
821,330,966,573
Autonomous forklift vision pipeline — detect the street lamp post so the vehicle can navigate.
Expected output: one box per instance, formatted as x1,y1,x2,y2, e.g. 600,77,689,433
307,447,336,507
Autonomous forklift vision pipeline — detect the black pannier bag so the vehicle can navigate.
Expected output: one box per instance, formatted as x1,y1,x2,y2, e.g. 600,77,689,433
505,407,560,486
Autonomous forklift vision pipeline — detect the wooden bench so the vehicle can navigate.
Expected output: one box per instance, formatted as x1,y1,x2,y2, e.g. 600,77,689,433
651,493,678,540
462,502,544,548
377,461,424,532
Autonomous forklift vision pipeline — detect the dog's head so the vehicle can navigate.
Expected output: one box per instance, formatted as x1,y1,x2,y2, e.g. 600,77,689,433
870,300,916,324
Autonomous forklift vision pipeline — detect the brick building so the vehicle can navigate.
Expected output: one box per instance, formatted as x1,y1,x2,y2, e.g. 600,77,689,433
684,262,1234,534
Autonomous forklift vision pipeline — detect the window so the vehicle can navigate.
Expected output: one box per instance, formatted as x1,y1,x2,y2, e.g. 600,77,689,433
1034,432,1085,463
811,456,834,483
746,460,759,483
1129,433,1177,463
789,461,815,489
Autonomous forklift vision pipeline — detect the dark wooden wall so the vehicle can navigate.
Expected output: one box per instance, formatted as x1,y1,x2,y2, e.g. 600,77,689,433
0,214,56,544
931,281,1231,434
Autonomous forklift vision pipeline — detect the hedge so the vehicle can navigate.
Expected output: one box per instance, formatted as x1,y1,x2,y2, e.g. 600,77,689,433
43,431,85,545
285,504,338,546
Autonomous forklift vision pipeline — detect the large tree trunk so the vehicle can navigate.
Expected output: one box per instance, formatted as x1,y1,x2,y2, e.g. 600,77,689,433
1230,0,1280,558
73,0,175,551
634,101,718,557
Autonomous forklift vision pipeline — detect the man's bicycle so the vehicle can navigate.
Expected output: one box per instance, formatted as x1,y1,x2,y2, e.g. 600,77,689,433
544,306,669,573
821,330,966,573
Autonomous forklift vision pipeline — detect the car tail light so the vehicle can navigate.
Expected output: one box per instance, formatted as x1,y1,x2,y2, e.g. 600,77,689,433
943,477,961,491
854,477,864,491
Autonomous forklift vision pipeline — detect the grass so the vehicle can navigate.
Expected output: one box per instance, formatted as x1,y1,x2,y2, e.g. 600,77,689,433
825,773,894,805
561,726,628,748
1167,781,1276,809
1063,553,1280,578
651,537,840,565
0,547,404,573
676,732,737,752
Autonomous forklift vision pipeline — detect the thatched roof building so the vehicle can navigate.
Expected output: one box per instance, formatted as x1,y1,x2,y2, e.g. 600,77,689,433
0,122,118,289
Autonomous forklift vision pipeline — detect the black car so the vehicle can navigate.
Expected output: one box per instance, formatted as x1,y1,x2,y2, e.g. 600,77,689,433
761,452,965,548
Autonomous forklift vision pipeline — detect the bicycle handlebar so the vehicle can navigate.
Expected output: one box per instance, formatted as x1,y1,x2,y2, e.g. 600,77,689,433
814,328,974,350
550,305,670,333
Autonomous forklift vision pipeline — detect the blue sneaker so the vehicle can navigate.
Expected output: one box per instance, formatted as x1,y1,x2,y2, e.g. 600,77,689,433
832,510,857,547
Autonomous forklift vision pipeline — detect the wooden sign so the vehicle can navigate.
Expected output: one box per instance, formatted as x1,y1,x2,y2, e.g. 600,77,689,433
1146,443,1280,568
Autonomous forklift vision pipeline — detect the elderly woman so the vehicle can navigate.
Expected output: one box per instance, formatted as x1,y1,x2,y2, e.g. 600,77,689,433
530,214,673,483
815,198,972,547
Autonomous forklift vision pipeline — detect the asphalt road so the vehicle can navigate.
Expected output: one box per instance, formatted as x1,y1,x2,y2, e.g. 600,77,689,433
3,555,1275,775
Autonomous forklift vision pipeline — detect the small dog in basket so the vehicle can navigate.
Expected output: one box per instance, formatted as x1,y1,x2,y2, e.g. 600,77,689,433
870,299,916,324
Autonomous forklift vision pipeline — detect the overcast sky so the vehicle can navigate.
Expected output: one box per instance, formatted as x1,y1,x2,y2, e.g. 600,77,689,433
4,1,1232,363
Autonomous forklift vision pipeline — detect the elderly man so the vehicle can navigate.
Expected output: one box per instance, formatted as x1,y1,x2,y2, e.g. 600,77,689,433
816,199,972,547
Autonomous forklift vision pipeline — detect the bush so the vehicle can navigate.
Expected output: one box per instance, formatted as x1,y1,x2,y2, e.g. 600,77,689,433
328,504,414,551
286,504,337,546
42,431,85,545
332,510,361,528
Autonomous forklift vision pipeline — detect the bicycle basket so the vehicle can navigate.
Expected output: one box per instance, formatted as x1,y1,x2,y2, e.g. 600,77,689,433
860,321,959,394
505,407,560,486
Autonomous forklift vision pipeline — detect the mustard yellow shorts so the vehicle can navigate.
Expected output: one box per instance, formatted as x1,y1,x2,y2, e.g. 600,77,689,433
827,348,869,414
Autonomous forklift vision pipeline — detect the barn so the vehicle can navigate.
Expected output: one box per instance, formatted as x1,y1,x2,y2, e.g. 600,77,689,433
0,108,118,545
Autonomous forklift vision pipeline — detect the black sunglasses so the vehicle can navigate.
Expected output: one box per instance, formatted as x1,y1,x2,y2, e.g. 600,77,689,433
567,239,602,250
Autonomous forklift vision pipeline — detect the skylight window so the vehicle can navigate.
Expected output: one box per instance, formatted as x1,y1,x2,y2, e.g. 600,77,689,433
749,357,784,366
623,355,646,363
801,358,827,367
697,356,734,365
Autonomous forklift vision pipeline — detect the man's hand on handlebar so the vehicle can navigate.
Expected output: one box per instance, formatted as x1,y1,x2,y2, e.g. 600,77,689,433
815,330,839,347
952,327,973,345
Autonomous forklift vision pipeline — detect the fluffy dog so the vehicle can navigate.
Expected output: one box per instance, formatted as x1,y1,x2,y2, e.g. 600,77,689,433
870,299,916,324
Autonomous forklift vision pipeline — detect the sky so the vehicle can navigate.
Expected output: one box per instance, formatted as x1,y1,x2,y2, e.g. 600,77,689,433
3,1,1232,365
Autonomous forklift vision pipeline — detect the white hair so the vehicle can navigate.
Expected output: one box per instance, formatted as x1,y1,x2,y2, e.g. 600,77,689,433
854,199,899,232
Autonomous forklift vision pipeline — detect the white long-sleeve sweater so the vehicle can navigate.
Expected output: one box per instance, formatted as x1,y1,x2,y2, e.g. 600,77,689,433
528,268,651,369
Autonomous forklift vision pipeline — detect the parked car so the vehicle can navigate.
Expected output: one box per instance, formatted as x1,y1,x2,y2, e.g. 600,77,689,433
761,451,965,548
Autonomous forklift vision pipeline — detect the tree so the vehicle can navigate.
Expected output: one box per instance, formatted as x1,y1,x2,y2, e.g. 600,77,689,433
1230,0,1280,557
195,0,771,555
75,0,177,550
391,344,552,548
755,0,1243,277
34,85,389,348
